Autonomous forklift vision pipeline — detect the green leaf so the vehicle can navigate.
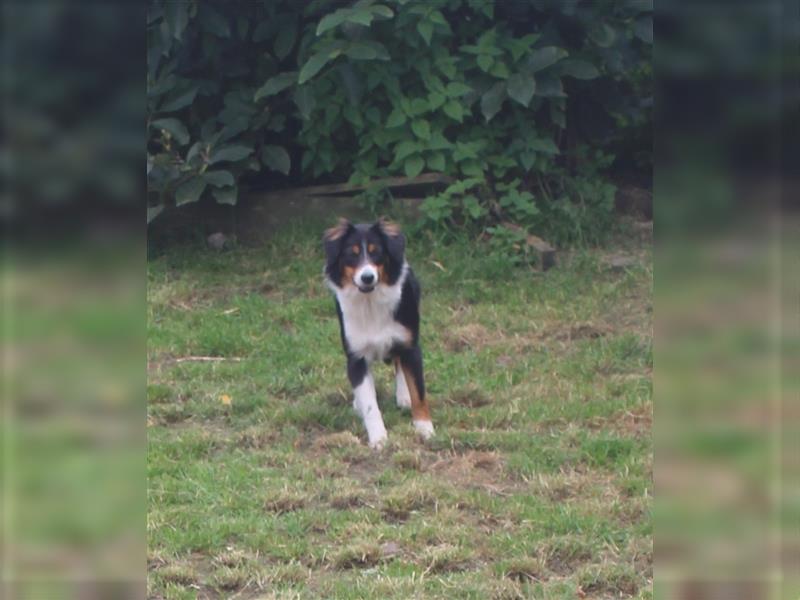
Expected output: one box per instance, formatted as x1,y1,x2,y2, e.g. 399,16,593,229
261,145,291,175
159,85,198,112
274,22,297,60
429,10,448,26
348,9,374,27
404,155,425,178
164,2,189,40
386,108,406,128
480,82,506,122
590,23,616,47
147,205,164,224
477,54,494,72
461,159,483,177
506,73,536,107
316,8,351,35
426,152,445,171
529,138,559,154
417,21,434,45
634,16,653,43
463,195,484,219
213,186,238,205
427,91,446,110
527,46,567,72
198,5,230,37
209,145,253,163
370,5,394,18
442,100,463,122
536,77,566,97
150,118,189,145
394,140,418,162
203,170,235,187
453,142,478,161
186,142,204,165
294,86,315,120
559,59,600,79
409,98,429,116
490,61,510,79
345,41,390,60
411,119,431,140
175,177,207,206
520,152,536,171
445,82,472,97
550,103,566,128
429,131,452,150
298,52,333,84
254,72,297,101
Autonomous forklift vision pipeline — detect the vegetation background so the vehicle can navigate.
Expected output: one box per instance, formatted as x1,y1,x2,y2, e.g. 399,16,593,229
147,0,652,245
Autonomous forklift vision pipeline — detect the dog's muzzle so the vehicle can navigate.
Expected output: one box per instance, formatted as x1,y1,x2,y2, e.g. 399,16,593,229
356,266,377,293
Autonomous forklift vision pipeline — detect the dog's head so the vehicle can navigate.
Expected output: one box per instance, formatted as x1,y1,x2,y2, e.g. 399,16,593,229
323,218,406,293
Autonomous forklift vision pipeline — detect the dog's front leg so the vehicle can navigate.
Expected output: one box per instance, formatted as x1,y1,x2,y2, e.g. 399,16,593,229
347,356,387,449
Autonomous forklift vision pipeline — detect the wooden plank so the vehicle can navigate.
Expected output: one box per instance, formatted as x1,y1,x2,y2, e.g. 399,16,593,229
251,172,453,201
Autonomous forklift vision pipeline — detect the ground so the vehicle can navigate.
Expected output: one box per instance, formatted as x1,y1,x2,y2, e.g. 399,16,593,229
147,220,652,599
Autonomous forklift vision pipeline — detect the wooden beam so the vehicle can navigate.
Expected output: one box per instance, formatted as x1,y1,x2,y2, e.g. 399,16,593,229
250,172,453,201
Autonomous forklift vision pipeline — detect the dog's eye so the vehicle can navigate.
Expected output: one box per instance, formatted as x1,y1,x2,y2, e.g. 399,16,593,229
367,244,377,253
351,245,360,255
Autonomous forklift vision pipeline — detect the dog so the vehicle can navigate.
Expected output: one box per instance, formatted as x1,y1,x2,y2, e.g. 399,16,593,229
323,218,434,449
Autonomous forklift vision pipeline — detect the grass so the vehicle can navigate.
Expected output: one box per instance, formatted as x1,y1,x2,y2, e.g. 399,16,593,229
147,220,652,599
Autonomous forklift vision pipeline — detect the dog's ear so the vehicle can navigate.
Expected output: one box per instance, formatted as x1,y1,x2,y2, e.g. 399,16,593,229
373,218,405,266
323,218,353,271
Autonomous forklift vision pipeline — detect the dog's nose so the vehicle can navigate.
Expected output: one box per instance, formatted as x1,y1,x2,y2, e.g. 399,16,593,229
361,272,375,285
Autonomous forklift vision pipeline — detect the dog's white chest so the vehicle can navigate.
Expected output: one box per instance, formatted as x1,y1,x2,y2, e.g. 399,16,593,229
337,286,407,363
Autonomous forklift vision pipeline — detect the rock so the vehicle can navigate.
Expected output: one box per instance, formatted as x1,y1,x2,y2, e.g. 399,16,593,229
207,232,227,250
606,254,637,272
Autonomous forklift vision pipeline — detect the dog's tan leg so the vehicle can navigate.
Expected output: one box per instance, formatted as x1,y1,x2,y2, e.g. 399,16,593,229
400,362,434,440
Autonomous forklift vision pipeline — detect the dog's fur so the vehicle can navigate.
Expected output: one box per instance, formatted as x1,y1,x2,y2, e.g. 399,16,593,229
323,218,433,448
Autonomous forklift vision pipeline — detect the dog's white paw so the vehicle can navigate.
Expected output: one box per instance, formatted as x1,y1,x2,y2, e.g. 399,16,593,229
368,433,388,450
413,420,435,440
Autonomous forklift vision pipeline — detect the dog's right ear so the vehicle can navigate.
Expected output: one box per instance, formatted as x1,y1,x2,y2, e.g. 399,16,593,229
323,218,353,273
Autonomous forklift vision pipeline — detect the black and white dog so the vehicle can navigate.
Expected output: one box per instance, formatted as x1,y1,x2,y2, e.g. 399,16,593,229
323,218,434,449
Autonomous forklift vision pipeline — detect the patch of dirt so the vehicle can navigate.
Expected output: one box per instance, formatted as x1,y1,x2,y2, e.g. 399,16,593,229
442,323,494,352
529,468,614,504
311,431,361,451
447,385,493,408
329,543,383,570
381,484,438,522
235,426,282,449
584,403,652,439
323,390,350,408
504,557,546,583
578,564,641,598
550,323,612,342
419,544,472,574
329,491,371,509
263,491,306,515
426,451,507,490
540,536,593,576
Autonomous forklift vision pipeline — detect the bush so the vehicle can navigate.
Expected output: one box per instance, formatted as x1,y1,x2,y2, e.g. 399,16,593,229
147,0,651,243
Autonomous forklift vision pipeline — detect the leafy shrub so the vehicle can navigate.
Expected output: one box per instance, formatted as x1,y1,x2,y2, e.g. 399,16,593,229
147,0,652,244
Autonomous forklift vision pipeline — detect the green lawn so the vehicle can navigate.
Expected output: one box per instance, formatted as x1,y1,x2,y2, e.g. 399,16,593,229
147,221,652,599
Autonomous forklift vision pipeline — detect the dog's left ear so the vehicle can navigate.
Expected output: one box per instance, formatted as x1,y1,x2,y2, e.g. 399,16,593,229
373,218,405,266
